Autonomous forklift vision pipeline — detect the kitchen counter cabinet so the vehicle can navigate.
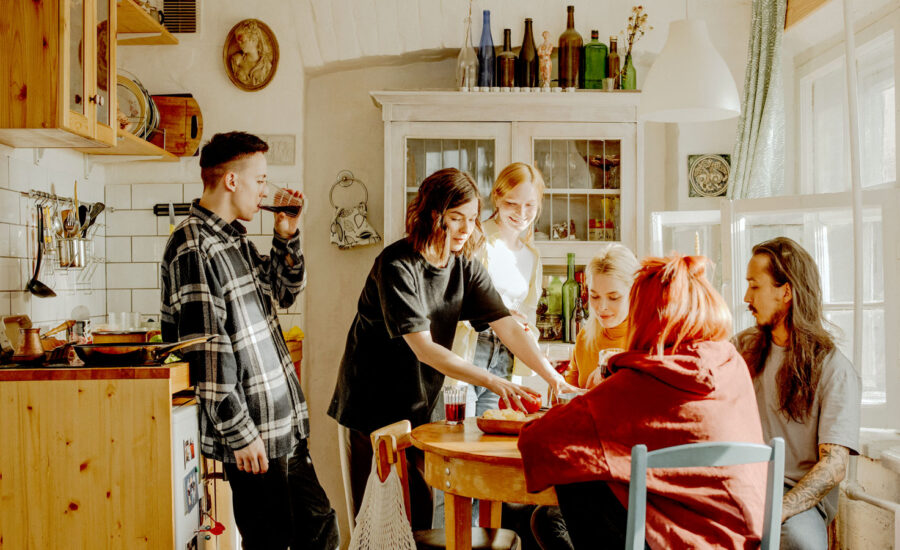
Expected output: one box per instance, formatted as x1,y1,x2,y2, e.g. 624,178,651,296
0,363,192,549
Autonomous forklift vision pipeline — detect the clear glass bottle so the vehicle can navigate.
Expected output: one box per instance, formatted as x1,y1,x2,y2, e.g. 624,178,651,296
584,30,608,89
607,36,621,90
517,18,538,87
457,16,478,90
557,6,583,88
562,253,579,343
477,10,495,87
497,28,517,87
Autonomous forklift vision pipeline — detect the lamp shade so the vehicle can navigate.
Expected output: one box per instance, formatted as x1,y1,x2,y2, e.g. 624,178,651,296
639,19,741,122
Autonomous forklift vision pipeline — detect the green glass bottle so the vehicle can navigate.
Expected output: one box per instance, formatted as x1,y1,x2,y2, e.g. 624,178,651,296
561,253,579,343
584,30,607,89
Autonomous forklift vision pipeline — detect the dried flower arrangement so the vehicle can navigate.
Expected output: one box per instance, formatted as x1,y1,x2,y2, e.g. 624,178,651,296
622,5,652,58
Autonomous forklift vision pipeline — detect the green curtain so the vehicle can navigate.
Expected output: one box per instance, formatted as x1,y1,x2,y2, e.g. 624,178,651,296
728,0,786,199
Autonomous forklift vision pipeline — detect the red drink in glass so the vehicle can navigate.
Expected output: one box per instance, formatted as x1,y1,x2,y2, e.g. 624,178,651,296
443,385,466,425
445,402,465,423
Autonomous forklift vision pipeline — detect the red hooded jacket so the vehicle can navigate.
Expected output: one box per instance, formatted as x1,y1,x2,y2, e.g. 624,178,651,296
518,340,766,549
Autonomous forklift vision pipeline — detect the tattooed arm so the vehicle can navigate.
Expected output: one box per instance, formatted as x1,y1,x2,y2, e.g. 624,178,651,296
782,443,850,522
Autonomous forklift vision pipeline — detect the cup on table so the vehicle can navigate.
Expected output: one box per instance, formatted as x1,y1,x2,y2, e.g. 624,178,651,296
258,183,303,217
597,348,625,378
443,385,467,425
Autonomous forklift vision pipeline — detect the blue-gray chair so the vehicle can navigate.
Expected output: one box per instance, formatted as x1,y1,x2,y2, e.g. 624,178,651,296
625,438,785,550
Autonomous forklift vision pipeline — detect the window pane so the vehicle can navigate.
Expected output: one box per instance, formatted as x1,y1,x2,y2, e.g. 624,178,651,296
825,308,886,404
818,209,883,303
812,66,848,193
405,138,495,215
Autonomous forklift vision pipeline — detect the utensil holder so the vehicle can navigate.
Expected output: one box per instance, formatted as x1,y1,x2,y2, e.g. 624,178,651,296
57,238,89,269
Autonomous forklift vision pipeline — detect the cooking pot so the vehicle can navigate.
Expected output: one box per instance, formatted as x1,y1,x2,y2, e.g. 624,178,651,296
74,336,213,366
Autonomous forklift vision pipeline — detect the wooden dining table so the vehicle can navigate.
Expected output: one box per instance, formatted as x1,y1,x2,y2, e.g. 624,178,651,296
410,418,557,550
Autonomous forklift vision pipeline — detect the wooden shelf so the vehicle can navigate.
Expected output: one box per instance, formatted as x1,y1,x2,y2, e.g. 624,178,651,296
76,129,178,161
117,0,178,45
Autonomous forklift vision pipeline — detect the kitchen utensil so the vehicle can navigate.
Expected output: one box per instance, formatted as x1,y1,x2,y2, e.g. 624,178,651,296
12,328,45,364
25,204,57,298
58,237,88,268
73,335,214,366
78,204,89,229
41,320,75,339
149,94,204,157
51,198,64,238
3,315,32,348
92,330,151,344
168,202,175,234
71,180,81,237
80,201,105,237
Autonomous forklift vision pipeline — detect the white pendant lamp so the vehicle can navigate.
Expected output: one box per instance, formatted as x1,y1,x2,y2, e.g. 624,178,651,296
639,19,741,122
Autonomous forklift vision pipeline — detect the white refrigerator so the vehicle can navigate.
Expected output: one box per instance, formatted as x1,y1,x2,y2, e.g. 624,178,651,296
172,402,202,549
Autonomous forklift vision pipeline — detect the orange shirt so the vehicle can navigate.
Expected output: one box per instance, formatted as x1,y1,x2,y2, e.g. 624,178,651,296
564,320,628,388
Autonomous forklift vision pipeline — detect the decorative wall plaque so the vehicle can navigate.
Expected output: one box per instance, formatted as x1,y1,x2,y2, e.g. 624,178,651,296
223,19,279,91
688,154,730,197
258,134,296,166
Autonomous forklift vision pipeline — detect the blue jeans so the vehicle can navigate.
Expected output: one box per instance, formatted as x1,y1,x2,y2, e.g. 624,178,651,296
432,330,514,529
781,499,828,550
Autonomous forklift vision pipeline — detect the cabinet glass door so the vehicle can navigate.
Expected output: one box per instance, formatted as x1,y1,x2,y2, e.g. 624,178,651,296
388,122,510,243
65,0,92,138
93,0,116,144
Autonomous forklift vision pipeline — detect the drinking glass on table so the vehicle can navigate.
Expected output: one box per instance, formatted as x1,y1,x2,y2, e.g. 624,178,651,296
259,183,304,216
443,385,467,425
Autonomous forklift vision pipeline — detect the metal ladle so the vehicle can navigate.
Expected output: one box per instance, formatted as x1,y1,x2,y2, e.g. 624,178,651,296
26,203,57,298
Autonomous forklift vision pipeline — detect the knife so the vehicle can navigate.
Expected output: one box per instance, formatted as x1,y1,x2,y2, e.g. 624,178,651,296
168,202,175,234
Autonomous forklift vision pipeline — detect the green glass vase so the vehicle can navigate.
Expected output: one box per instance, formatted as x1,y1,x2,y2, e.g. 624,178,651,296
622,53,636,90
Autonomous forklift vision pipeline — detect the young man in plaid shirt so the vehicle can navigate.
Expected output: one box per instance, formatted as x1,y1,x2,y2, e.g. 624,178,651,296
161,132,338,549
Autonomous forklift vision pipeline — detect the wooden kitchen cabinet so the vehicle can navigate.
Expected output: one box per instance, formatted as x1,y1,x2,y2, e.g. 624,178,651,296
371,90,644,266
1,0,177,159
0,363,194,549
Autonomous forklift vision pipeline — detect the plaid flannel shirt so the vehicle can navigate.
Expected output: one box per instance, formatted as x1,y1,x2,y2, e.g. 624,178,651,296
160,201,308,463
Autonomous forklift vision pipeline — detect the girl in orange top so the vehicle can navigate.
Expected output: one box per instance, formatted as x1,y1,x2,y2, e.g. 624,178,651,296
564,243,639,389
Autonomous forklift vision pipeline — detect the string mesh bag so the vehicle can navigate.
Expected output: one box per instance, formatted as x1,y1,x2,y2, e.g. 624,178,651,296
348,455,417,550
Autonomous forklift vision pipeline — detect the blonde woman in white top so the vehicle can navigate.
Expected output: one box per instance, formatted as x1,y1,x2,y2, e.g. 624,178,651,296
452,162,548,414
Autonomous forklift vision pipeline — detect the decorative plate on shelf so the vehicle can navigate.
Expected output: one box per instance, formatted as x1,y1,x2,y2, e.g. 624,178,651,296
688,154,730,197
117,74,149,137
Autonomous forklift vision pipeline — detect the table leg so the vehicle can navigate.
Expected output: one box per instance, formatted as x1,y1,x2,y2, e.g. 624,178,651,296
444,492,472,550
478,500,502,528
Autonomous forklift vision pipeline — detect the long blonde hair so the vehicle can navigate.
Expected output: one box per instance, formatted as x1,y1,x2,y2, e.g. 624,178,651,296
489,162,546,241
584,244,639,340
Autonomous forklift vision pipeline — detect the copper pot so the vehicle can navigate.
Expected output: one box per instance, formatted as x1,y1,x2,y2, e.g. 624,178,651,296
13,328,44,364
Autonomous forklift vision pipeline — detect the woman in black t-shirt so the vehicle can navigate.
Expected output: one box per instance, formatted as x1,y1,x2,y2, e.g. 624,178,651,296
328,168,579,528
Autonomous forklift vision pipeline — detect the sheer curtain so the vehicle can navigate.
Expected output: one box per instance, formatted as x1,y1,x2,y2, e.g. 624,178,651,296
728,0,787,199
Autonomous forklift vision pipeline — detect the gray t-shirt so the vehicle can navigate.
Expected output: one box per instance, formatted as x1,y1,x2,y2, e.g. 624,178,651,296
754,342,861,522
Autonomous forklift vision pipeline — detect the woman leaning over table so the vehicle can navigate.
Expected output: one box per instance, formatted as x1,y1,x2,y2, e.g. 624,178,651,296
327,168,579,529
563,243,640,390
451,162,547,414
519,255,767,549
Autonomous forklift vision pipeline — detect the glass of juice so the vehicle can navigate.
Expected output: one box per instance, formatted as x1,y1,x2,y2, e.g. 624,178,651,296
443,385,466,425
258,183,304,217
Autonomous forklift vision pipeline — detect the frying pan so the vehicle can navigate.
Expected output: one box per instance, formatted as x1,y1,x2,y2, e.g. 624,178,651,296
74,336,214,366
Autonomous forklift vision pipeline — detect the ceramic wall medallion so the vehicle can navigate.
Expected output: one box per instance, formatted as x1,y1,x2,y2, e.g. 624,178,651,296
688,154,730,197
223,19,279,91
259,134,296,165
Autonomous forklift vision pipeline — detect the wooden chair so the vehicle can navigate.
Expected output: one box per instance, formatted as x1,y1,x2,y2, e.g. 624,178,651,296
625,438,785,550
371,420,521,550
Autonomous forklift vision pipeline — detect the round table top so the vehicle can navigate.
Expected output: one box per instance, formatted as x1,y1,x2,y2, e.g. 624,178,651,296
410,418,528,467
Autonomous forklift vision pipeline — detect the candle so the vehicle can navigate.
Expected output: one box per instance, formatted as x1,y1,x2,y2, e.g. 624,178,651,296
694,231,700,256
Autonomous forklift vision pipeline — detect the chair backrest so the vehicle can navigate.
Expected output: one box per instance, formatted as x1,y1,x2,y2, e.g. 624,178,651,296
625,438,785,550
370,420,414,522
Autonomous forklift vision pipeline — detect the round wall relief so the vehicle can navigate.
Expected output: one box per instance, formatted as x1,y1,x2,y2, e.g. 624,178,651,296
688,154,730,198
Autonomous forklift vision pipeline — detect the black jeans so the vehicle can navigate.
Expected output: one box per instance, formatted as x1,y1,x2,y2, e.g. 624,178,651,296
223,438,339,550
347,426,434,530
551,481,649,550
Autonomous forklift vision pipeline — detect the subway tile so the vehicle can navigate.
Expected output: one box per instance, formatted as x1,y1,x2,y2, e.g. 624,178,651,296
7,157,37,192
132,289,161,316
183,183,203,202
0,257,21,291
157,215,187,235
0,155,9,189
105,184,132,210
0,224,8,256
10,290,30,317
9,225,27,258
132,236,168,262
105,236,131,263
30,294,66,324
0,188,19,224
106,209,158,236
107,289,131,313
132,183,183,210
0,292,10,316
106,262,159,289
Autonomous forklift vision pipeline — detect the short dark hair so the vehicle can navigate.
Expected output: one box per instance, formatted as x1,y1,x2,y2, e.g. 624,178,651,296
199,132,269,188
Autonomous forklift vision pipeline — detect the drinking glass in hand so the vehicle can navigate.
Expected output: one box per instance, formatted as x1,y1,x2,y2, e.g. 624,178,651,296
259,183,304,217
443,385,467,425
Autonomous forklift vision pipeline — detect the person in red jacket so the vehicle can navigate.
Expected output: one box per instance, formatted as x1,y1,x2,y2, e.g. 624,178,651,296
519,255,767,550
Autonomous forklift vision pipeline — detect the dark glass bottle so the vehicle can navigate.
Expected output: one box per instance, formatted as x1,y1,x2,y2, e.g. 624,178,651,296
497,28,516,87
562,253,579,343
584,30,608,89
557,6,583,88
517,18,538,87
607,36,621,90
572,291,586,338
477,10,495,87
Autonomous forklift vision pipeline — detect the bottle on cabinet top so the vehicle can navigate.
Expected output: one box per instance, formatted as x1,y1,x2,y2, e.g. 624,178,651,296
607,36,621,90
557,5,583,89
477,10,495,87
497,28,516,87
517,18,538,87
584,30,608,89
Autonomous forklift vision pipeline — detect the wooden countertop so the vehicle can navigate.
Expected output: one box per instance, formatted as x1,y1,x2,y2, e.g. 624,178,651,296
0,361,190,386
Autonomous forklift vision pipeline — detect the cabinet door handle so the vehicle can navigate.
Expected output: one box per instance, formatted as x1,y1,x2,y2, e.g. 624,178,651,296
89,95,105,106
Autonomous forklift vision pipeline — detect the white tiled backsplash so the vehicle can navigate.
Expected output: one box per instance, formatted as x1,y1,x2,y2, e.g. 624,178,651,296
0,146,107,330
104,183,304,331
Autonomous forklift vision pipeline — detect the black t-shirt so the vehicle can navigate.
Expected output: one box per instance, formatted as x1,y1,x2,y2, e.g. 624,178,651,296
327,239,509,434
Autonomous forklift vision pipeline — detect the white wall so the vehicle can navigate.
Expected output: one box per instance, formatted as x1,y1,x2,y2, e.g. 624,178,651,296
0,146,107,332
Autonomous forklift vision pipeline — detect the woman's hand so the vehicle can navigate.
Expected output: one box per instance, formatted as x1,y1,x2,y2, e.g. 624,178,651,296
547,373,584,396
486,376,536,412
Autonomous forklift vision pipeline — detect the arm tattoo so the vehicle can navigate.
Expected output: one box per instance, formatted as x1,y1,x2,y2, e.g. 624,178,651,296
782,444,850,522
